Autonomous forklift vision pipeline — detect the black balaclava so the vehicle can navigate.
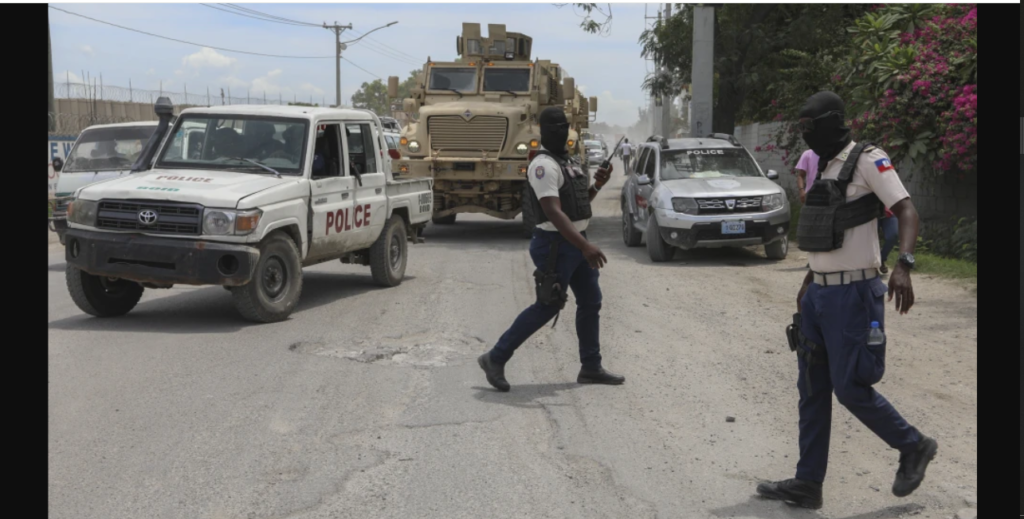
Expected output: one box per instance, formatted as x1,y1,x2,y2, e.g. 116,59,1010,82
798,91,852,173
538,107,570,157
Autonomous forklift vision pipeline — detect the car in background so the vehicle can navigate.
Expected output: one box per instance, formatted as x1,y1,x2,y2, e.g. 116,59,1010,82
584,139,605,168
379,116,402,133
620,133,790,261
382,130,402,175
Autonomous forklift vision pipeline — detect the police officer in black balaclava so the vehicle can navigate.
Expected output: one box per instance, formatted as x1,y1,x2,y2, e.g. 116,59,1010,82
797,91,852,173
477,106,624,392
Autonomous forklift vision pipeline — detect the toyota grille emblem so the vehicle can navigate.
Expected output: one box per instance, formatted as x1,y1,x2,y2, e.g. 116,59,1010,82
725,199,736,210
138,209,159,225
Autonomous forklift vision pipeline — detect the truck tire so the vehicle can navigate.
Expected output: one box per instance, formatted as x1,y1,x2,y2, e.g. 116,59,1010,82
622,199,642,247
370,215,408,287
765,236,789,260
66,265,144,317
432,214,456,225
646,216,673,262
232,231,302,323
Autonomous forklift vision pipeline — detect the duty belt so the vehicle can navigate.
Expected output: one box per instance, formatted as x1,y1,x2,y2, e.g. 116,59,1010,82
812,268,878,286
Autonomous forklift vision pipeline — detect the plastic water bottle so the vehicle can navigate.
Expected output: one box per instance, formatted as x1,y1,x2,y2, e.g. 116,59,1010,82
868,321,885,346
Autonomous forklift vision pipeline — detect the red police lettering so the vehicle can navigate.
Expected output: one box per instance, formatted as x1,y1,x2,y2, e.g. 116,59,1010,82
335,209,345,233
354,205,363,228
325,211,335,235
363,204,371,226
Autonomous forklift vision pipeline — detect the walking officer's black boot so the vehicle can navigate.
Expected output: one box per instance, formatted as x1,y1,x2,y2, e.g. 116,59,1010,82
755,478,823,509
892,436,938,497
577,366,625,385
478,353,510,392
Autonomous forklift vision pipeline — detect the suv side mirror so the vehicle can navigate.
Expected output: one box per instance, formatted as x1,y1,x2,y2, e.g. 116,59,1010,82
637,174,651,185
766,169,779,180
52,157,64,172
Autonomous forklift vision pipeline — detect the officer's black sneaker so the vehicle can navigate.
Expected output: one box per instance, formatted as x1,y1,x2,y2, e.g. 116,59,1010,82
577,367,625,385
755,478,823,509
892,436,938,497
478,353,510,392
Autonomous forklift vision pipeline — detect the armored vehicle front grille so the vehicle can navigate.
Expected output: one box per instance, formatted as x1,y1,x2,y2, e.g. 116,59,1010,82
96,200,203,235
427,115,508,153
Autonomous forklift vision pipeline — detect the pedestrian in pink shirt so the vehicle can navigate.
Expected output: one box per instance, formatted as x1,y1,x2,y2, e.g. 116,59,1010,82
794,149,819,204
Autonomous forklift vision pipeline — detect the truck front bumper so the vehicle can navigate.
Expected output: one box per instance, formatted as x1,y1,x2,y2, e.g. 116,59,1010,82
396,157,529,181
64,228,259,287
653,208,790,249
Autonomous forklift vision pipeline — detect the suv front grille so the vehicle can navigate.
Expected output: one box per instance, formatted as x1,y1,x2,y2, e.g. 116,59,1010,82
96,200,203,235
697,197,763,214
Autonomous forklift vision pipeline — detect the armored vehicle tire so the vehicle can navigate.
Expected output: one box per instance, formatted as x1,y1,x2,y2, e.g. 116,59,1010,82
370,215,408,287
646,217,673,262
232,231,302,323
432,214,456,225
622,199,642,247
765,235,789,260
66,266,145,317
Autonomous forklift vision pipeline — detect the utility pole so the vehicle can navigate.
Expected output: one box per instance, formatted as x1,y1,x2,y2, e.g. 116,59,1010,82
324,21,353,108
48,11,55,130
691,5,715,137
661,3,673,138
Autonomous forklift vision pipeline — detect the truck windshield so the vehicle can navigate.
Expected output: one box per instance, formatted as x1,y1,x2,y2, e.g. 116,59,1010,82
155,116,309,175
482,68,530,92
660,149,762,180
63,126,156,172
428,68,477,93
584,140,602,149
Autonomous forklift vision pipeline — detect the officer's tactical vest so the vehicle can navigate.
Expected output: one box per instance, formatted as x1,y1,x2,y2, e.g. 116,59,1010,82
796,142,885,252
524,151,593,224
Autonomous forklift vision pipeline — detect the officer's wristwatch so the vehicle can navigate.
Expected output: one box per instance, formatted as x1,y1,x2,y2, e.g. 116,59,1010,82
897,252,915,269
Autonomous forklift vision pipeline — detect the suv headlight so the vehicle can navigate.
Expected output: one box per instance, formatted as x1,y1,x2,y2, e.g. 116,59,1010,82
515,143,529,155
406,140,420,153
671,197,698,215
761,193,785,211
66,199,98,226
203,208,262,235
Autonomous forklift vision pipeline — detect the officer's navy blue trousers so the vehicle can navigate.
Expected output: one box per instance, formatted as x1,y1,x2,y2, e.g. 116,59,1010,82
489,229,603,370
879,216,899,264
796,277,922,483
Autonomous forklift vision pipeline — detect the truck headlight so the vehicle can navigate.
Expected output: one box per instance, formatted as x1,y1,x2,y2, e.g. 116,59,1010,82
66,199,98,226
515,143,528,155
671,197,698,215
203,208,262,235
407,140,420,153
761,193,785,211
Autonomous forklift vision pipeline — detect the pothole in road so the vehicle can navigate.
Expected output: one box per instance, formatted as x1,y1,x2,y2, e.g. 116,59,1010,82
288,331,487,367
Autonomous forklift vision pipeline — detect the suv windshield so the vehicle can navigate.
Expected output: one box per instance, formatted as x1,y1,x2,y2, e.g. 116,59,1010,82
482,68,530,92
660,148,762,180
156,116,308,175
428,67,477,92
584,140,602,149
64,125,156,172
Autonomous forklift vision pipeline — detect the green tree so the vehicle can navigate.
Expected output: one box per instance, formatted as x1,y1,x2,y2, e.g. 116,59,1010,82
638,4,869,133
351,69,422,114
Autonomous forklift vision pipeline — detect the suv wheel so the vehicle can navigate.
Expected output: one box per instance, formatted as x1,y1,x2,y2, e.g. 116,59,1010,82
646,216,673,262
765,235,789,260
622,199,642,247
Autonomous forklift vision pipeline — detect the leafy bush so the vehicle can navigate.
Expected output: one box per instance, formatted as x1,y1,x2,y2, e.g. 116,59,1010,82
916,216,977,263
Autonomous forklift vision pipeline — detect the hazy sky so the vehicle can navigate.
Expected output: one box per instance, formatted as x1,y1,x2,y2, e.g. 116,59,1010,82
50,3,656,127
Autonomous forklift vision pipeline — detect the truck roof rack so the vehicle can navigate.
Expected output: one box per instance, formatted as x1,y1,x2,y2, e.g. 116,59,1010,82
704,133,741,147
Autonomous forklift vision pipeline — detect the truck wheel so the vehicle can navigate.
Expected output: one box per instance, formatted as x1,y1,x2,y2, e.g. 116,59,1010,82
370,215,408,287
432,214,456,225
646,216,673,262
765,236,789,260
232,231,302,323
66,266,144,317
622,199,642,247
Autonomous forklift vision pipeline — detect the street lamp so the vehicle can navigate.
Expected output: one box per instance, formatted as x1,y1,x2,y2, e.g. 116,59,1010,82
326,21,398,108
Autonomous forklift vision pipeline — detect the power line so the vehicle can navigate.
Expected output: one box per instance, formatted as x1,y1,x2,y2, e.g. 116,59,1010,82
346,27,420,61
200,4,313,27
342,57,382,80
219,3,321,27
49,5,335,59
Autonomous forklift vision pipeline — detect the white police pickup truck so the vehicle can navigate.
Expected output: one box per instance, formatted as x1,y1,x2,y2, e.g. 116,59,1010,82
63,99,433,323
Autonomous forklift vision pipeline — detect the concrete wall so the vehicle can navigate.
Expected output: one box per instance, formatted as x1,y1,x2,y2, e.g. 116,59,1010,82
734,122,977,226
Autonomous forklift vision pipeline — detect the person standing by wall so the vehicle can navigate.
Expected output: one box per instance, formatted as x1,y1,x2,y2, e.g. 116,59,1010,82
794,149,820,204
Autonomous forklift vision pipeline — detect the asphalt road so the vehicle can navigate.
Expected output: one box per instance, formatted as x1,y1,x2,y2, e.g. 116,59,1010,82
49,161,977,519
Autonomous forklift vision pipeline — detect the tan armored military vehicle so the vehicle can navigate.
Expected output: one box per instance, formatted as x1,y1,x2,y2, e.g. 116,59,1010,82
388,22,597,238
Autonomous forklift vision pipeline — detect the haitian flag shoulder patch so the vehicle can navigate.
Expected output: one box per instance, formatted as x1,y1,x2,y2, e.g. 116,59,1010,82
874,157,894,173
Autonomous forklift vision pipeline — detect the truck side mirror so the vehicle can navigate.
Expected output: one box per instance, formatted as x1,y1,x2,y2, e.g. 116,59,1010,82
766,169,779,180
562,77,575,99
388,76,399,98
52,157,64,172
637,174,651,185
589,96,598,112
402,98,417,114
